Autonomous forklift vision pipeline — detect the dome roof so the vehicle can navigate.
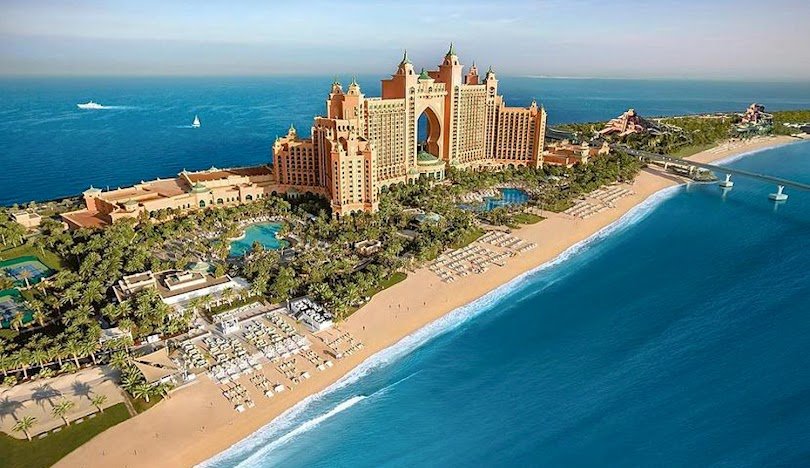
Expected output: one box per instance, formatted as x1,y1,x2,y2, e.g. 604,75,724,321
417,150,443,166
190,182,209,193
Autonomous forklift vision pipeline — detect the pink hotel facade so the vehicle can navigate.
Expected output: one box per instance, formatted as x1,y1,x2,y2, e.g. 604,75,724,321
64,46,548,227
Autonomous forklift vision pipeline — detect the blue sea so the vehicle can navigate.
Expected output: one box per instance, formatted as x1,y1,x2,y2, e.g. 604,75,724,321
203,141,810,467
2,77,810,205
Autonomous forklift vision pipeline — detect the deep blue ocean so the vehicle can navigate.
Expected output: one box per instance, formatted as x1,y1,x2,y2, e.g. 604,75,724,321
2,77,810,205
203,142,810,467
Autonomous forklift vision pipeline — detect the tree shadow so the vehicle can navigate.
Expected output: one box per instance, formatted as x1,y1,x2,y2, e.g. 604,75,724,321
71,381,93,401
0,396,24,423
32,383,62,409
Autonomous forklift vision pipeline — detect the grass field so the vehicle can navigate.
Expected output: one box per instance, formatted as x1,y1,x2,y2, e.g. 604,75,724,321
0,403,130,468
450,227,485,249
510,213,545,226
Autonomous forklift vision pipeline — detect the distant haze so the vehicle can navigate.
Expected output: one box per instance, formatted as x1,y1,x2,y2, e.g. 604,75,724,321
1,0,809,80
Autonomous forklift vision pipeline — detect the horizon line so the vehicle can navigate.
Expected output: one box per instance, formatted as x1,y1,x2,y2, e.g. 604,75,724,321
1,72,809,83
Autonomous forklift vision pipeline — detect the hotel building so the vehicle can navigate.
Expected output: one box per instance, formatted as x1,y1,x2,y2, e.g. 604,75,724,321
66,45,550,226
272,45,548,216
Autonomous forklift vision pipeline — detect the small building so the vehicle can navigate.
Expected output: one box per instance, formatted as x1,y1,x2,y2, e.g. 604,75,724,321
113,271,158,302
212,311,240,334
412,212,443,227
355,239,383,256
113,268,248,314
287,297,334,332
98,326,132,345
11,211,42,230
543,140,610,167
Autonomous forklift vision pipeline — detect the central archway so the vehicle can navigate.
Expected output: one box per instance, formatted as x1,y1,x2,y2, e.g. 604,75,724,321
417,107,441,160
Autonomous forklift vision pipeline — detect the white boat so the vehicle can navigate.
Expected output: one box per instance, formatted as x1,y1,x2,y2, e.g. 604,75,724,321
192,115,201,128
77,101,104,110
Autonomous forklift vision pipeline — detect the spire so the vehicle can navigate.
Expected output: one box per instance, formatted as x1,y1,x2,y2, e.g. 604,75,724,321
400,49,411,65
418,68,431,80
446,42,456,56
350,75,358,86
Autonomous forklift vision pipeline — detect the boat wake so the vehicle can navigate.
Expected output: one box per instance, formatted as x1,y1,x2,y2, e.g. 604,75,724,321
199,183,684,467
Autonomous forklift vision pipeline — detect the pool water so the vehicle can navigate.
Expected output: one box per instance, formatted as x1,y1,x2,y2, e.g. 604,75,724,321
461,188,530,212
229,223,287,257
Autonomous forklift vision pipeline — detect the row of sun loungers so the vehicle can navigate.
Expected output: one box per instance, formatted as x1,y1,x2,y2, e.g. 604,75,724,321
179,341,208,369
431,233,536,282
204,336,263,384
564,185,635,219
276,358,312,385
479,231,537,252
222,382,255,412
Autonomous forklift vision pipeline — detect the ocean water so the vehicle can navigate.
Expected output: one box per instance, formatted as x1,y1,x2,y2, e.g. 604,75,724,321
2,77,810,206
203,141,810,467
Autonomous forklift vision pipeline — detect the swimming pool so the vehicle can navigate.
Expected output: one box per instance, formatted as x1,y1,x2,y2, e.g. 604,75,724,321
229,223,288,257
462,188,530,212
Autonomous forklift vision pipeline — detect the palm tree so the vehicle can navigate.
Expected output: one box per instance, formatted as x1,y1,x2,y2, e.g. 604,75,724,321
60,287,81,308
52,399,75,426
64,339,85,368
12,349,31,379
28,299,47,327
18,269,33,289
11,311,24,332
12,415,36,441
110,349,129,367
90,394,108,413
131,382,152,403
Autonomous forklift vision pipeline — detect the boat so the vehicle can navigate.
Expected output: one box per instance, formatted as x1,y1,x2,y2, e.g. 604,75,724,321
77,101,104,110
192,115,201,128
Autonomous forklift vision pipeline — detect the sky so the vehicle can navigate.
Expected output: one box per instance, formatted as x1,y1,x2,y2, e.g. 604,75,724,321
1,0,809,79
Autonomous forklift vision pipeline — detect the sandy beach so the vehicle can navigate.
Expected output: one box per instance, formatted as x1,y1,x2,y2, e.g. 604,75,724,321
55,135,800,468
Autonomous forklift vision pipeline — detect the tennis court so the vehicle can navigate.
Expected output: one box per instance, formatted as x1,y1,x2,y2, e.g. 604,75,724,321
0,255,54,286
0,289,31,329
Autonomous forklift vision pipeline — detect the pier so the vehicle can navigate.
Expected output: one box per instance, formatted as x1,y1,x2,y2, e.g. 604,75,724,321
617,145,810,201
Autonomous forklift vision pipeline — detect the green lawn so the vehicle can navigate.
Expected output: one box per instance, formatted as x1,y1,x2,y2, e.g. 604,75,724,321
0,403,130,468
449,227,484,249
0,243,67,272
511,213,545,226
668,143,716,158
366,271,408,297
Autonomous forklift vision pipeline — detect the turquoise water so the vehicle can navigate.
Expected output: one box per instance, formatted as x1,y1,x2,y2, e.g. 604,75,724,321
205,141,810,467
229,223,286,257
2,77,810,205
483,187,530,211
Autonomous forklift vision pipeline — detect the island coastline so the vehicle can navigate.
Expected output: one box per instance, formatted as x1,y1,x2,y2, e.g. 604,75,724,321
54,135,801,468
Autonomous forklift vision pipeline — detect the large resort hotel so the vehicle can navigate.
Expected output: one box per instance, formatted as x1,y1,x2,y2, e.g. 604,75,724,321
64,45,551,227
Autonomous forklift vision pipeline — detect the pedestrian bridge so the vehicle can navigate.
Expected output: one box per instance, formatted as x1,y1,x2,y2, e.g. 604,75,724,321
616,145,810,201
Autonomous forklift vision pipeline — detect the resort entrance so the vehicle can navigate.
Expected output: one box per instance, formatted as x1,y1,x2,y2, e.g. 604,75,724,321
417,107,442,161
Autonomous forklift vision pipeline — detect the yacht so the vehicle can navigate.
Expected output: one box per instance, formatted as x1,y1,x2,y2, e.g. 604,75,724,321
77,101,104,110
192,115,201,128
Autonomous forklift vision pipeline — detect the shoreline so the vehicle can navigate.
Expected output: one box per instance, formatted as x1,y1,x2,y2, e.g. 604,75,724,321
55,135,800,468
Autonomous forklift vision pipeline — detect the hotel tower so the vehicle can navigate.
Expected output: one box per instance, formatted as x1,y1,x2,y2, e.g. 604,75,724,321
272,45,548,216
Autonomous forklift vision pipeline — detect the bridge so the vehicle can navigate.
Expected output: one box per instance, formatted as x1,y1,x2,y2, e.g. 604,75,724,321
616,145,810,201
